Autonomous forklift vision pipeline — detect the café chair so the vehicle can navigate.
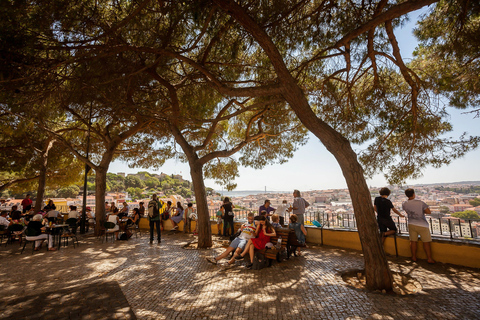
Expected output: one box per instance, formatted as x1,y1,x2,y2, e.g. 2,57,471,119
128,221,141,238
5,224,24,246
61,218,79,248
21,228,38,254
103,222,116,243
0,226,8,245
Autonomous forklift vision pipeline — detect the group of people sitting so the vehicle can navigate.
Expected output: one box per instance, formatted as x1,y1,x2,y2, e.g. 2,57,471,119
0,210,58,251
105,203,142,240
206,212,307,269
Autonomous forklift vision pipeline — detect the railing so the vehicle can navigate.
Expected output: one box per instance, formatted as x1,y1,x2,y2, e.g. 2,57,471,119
303,211,480,241
208,209,253,221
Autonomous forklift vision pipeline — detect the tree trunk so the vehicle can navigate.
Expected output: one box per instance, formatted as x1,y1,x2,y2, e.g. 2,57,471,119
212,0,392,290
94,165,108,236
189,161,212,248
34,139,54,213
34,164,47,213
284,87,393,291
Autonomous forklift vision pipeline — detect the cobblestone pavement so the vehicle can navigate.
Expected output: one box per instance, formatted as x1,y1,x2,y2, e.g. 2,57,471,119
1,232,479,320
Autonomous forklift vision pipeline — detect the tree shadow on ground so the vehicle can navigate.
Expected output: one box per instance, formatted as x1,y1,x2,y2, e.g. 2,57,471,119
1,281,135,320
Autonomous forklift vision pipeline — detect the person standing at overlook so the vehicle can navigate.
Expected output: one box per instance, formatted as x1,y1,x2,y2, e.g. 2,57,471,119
402,188,435,264
258,199,275,221
276,200,289,225
222,197,235,238
288,190,309,225
374,187,405,243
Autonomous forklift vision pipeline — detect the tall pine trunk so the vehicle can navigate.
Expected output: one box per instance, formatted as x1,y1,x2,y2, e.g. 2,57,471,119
213,0,393,290
34,165,47,213
34,139,54,213
94,165,108,236
283,87,393,291
189,161,212,248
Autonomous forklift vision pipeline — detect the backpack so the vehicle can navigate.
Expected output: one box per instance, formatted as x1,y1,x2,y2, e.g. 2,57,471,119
119,232,128,240
252,252,268,270
148,200,159,218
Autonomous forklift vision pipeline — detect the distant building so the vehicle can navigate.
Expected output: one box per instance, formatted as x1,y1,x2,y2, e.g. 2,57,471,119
117,172,126,178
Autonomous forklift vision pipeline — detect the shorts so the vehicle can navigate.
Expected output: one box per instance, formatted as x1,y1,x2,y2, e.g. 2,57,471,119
377,216,397,233
229,237,248,250
408,224,432,242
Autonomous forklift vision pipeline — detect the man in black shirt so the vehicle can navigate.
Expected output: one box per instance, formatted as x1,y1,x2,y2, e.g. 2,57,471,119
374,188,405,242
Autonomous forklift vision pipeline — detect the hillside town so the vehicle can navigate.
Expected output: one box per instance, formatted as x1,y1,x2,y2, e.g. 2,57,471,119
2,171,479,239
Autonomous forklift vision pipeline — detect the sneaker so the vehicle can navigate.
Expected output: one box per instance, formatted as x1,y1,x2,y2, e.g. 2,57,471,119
206,257,217,265
245,263,253,269
172,226,178,230
235,255,244,261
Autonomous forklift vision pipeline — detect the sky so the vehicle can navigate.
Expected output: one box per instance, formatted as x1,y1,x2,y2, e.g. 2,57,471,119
109,7,480,192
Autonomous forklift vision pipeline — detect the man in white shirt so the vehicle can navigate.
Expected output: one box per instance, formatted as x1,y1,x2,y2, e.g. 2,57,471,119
0,211,11,229
402,188,435,264
276,200,289,226
207,212,257,265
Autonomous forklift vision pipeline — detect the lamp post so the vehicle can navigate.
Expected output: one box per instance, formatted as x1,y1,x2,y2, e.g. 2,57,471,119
80,104,92,234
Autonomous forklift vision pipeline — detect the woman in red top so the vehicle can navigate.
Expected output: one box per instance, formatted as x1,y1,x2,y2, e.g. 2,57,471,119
235,215,276,268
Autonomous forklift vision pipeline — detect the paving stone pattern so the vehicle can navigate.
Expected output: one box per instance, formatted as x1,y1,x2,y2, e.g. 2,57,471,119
0,232,479,319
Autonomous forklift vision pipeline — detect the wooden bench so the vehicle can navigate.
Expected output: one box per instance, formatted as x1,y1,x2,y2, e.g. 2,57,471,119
256,227,292,266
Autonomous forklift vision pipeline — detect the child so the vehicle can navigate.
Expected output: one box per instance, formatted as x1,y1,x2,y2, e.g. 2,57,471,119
374,187,405,243
271,214,281,228
216,205,224,236
289,214,307,256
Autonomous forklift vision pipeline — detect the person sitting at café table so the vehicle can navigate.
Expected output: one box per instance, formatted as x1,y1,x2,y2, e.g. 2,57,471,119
10,205,22,220
68,206,80,219
46,209,62,223
24,208,36,221
67,206,80,233
106,208,120,240
0,210,12,230
43,199,56,212
109,202,117,213
25,214,57,251
118,202,129,219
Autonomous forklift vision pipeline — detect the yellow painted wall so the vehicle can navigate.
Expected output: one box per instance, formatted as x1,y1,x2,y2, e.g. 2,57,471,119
305,227,480,269
138,219,480,269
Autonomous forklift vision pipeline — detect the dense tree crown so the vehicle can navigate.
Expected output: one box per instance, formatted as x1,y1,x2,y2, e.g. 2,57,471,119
1,0,479,290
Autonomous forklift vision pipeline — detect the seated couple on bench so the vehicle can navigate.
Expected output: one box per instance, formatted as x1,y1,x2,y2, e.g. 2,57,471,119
206,212,260,267
207,213,307,268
